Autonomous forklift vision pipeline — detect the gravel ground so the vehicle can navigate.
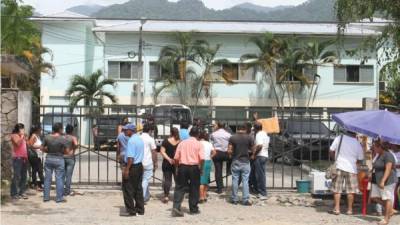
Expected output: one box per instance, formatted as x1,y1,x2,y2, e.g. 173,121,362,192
2,187,400,225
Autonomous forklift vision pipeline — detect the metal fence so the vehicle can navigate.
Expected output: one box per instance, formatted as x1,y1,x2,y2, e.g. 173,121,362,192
33,105,358,189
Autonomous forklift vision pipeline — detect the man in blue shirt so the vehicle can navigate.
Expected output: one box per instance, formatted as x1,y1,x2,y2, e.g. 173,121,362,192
121,124,145,216
179,121,190,141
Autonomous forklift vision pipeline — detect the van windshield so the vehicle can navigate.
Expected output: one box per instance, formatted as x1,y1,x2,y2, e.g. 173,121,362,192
153,107,191,124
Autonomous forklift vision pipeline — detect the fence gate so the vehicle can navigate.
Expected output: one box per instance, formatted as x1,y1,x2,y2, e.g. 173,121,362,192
35,105,354,189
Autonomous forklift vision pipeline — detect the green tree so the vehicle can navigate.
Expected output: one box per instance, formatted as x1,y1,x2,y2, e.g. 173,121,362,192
240,32,282,108
190,43,233,118
65,70,117,113
336,0,400,106
302,39,337,109
1,0,39,55
154,32,208,105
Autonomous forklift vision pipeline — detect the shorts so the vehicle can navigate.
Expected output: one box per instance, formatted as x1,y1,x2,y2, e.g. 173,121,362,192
200,160,212,185
370,183,396,201
331,169,358,194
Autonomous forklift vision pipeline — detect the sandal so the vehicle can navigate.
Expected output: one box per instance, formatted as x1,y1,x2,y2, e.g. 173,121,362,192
377,219,389,225
329,210,340,215
346,211,353,215
161,197,169,204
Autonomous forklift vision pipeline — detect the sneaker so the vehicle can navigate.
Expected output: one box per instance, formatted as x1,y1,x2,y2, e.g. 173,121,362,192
19,194,28,200
257,194,268,200
120,211,136,217
56,199,67,203
171,208,184,217
189,210,200,215
11,195,20,200
242,201,252,206
230,200,239,205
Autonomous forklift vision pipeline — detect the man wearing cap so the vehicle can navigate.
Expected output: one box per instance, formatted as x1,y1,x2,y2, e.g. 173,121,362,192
172,127,204,217
121,124,145,216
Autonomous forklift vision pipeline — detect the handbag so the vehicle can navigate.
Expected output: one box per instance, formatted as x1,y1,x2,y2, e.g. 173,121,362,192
325,135,343,179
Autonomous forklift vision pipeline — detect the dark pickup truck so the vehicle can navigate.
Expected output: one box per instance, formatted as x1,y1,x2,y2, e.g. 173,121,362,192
270,118,335,165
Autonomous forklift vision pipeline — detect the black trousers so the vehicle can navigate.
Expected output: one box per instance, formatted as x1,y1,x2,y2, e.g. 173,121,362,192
122,163,144,214
173,165,200,212
29,154,44,187
162,164,176,197
212,151,231,191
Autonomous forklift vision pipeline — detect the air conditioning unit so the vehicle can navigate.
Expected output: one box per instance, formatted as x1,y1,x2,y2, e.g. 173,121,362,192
132,83,144,96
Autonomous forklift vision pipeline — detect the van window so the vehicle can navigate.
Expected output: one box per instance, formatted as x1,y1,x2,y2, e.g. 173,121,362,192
153,107,191,124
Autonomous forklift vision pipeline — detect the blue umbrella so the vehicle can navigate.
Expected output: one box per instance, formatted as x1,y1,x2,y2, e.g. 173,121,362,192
332,110,400,145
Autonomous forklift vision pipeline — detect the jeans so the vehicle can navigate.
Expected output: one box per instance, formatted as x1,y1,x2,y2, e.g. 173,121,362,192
142,166,153,202
253,156,268,196
64,157,75,195
44,156,65,202
212,151,231,192
231,160,250,203
173,165,200,212
122,163,144,214
10,158,28,197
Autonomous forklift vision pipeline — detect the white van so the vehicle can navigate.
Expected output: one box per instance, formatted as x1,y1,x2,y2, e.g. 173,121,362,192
152,104,192,147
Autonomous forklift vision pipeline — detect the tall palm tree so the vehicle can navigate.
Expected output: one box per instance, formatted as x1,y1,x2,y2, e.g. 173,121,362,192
17,38,55,105
275,37,311,109
155,32,208,105
191,43,234,118
65,70,117,113
302,39,337,109
240,32,282,109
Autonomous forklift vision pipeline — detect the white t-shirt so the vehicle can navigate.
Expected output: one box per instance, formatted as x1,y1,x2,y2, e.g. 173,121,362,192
255,131,270,158
200,140,213,161
329,135,364,174
141,132,157,169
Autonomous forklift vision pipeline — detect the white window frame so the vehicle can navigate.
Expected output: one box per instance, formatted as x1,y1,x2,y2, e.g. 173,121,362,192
107,61,139,81
333,65,374,85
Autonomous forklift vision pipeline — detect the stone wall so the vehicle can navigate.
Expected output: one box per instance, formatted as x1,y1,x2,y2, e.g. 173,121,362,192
1,89,32,181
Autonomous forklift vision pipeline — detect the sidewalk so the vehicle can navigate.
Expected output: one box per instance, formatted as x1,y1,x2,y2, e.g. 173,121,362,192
2,187,399,225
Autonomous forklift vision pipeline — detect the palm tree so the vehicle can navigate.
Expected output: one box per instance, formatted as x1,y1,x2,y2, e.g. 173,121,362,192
17,38,55,105
65,70,117,113
191,43,234,118
240,32,283,109
275,37,310,109
155,32,208,105
302,39,337,109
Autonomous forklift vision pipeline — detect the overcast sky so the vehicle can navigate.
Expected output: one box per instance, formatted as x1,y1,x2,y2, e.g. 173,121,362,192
23,0,308,15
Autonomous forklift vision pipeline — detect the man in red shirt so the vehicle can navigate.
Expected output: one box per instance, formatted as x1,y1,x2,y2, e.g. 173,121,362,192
172,127,204,217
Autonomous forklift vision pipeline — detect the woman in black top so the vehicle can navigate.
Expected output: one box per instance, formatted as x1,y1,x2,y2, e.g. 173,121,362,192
43,123,67,203
160,127,180,203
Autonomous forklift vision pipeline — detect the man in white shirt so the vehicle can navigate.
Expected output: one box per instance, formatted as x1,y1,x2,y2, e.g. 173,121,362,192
140,124,158,202
329,131,364,215
251,122,270,199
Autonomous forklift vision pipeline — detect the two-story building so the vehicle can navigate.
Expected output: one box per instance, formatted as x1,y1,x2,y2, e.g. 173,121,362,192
33,12,381,113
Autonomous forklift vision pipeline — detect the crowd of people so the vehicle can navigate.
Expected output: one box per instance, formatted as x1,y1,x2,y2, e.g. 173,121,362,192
116,120,270,217
8,118,400,223
10,122,78,202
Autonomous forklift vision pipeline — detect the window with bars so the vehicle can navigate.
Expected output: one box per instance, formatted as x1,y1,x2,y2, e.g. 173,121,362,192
107,61,139,80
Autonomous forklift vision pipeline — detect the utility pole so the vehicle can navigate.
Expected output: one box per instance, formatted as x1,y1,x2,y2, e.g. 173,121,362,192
136,18,146,122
